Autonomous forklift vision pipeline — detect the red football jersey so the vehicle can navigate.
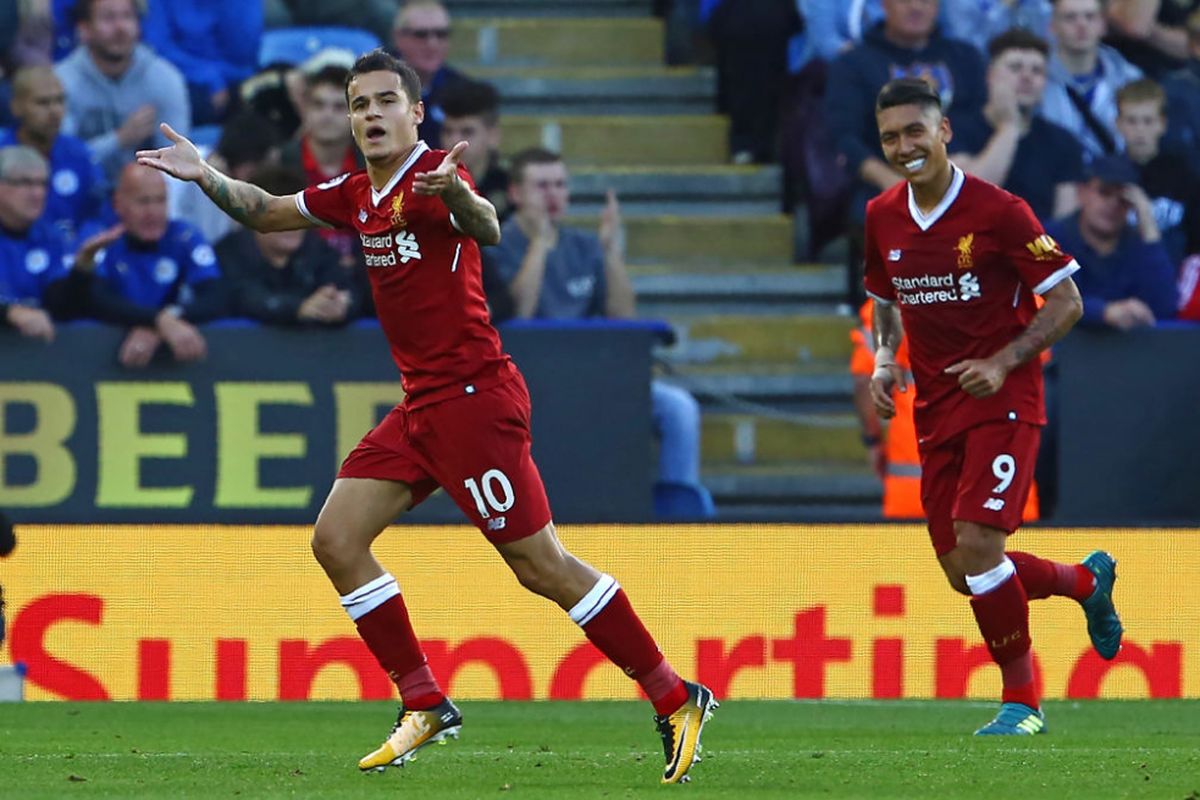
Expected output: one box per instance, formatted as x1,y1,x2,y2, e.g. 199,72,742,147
863,167,1079,446
296,142,513,408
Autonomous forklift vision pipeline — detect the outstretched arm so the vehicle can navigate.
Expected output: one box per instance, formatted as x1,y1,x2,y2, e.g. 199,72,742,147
137,124,311,233
946,277,1083,398
413,141,501,246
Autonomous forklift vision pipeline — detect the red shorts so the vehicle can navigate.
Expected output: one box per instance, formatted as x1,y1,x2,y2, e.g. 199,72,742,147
337,374,552,544
919,420,1041,556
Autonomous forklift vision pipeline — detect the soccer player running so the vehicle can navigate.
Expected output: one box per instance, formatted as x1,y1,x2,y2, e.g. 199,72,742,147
865,78,1123,735
136,50,715,783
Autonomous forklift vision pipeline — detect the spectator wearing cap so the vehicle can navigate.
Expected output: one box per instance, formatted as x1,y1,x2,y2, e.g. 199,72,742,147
0,66,105,246
0,145,118,343
1046,154,1177,329
441,79,511,221
216,165,362,328
90,163,228,368
389,1,466,149
951,27,1084,221
1114,78,1200,267
142,0,261,126
1041,0,1143,159
54,0,191,184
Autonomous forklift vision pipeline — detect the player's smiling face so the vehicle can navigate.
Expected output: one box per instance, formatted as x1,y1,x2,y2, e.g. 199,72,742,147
347,71,425,162
876,102,951,187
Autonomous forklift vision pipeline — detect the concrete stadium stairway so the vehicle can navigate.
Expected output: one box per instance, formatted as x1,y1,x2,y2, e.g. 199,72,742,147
447,0,880,521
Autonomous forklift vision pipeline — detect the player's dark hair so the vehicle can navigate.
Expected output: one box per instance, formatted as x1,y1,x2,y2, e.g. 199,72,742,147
440,80,501,128
249,164,307,197
509,147,563,185
875,78,943,116
216,110,281,170
306,65,351,95
346,49,422,106
987,27,1050,62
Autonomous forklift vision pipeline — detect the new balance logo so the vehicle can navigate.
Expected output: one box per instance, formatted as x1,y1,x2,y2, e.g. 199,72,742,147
487,517,507,531
982,498,1006,511
888,249,902,261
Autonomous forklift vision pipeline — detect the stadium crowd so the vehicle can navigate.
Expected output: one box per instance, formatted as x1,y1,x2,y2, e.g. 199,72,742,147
0,0,715,516
1,0,1198,520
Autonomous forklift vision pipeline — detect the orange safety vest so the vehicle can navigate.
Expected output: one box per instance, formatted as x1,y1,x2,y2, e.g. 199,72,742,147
850,301,1039,521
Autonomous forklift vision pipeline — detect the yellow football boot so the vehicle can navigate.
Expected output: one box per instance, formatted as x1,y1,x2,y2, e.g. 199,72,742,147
655,682,718,784
358,698,462,772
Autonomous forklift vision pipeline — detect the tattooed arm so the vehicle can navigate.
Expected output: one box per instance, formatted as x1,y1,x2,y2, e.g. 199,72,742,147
946,277,1083,399
869,299,907,420
413,142,501,246
137,123,311,233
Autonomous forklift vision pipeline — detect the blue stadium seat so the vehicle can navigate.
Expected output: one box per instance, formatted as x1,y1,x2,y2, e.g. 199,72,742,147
258,27,382,67
653,481,717,521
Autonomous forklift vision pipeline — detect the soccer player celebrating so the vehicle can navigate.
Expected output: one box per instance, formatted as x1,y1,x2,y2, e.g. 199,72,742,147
136,50,716,783
864,78,1123,735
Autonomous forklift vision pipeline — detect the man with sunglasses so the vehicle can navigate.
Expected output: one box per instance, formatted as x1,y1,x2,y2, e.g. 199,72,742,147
389,0,465,149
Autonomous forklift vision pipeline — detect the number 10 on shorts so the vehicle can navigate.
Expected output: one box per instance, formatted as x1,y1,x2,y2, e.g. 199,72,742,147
464,469,516,518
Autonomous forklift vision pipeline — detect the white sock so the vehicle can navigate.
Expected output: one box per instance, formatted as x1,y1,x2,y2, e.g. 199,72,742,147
339,573,400,621
567,573,618,627
965,558,1016,596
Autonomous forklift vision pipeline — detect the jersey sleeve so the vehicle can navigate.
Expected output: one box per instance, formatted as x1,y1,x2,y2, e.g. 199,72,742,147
862,206,895,303
296,172,355,229
1001,195,1079,295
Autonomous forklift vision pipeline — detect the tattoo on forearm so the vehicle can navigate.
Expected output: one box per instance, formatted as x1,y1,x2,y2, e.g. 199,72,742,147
873,303,904,356
201,166,271,228
1006,299,1075,367
444,186,499,242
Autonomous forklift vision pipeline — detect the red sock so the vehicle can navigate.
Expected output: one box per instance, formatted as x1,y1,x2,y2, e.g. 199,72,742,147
969,571,1039,710
573,577,688,715
353,594,444,709
1009,551,1095,601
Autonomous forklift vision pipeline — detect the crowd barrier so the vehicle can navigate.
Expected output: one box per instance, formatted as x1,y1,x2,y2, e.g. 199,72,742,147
2,525,1195,701
0,321,662,524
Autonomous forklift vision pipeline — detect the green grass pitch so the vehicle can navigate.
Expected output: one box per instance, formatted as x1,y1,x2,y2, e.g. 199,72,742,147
1,700,1198,798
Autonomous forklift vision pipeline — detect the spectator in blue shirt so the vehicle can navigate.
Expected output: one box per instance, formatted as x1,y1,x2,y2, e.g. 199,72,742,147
950,28,1084,221
389,1,465,149
142,0,262,126
1046,155,1178,329
1114,78,1200,268
55,0,191,184
826,0,987,221
0,145,116,342
484,149,716,519
90,164,227,368
0,66,105,246
1041,0,1143,159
